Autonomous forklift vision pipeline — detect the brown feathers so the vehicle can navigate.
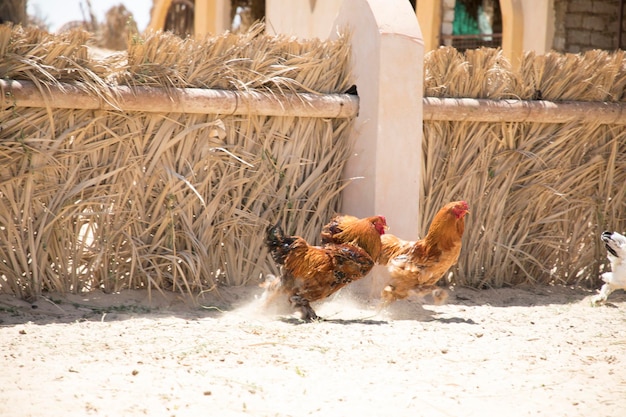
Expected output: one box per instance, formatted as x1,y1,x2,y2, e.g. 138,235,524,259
380,201,469,305
264,223,376,321
320,215,387,262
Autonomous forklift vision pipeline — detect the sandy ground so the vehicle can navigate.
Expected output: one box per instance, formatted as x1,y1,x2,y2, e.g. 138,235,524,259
1,275,625,417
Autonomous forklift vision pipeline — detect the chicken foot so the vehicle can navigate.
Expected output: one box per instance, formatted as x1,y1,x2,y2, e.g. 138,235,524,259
380,283,448,308
591,282,617,305
290,295,319,321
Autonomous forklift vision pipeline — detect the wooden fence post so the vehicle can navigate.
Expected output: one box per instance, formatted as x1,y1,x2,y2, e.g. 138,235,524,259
332,0,424,238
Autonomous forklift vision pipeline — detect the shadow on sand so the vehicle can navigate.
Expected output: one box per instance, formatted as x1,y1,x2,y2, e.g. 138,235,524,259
2,283,621,326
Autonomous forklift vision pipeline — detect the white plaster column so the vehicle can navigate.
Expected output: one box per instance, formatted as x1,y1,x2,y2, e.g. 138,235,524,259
332,0,424,238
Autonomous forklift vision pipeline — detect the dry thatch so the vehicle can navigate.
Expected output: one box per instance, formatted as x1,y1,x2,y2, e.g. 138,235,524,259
3,24,624,298
423,47,626,288
0,24,354,300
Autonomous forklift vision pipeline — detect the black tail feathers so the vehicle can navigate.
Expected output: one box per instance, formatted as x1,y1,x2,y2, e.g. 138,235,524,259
265,223,284,244
602,231,618,258
265,223,295,265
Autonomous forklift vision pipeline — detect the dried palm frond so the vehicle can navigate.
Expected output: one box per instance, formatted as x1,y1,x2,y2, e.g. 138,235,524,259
0,24,354,300
423,47,626,288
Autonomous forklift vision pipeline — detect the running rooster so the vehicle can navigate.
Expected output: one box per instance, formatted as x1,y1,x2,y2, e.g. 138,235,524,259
263,223,376,321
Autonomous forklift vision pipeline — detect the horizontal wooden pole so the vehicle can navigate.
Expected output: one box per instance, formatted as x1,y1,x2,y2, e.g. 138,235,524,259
424,97,626,125
7,79,624,124
0,79,359,119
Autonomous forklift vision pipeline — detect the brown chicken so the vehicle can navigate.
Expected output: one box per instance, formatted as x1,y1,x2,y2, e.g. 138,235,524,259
264,224,375,321
378,201,469,306
320,215,387,261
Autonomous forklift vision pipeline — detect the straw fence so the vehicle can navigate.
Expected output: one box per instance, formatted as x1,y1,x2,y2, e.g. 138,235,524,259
0,24,355,300
423,47,626,288
2,24,625,300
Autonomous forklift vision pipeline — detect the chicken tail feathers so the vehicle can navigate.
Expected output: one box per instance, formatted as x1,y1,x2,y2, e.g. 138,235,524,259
265,223,296,265
602,231,626,259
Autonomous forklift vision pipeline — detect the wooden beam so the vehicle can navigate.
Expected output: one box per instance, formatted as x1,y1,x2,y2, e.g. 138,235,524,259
0,79,359,119
424,97,626,125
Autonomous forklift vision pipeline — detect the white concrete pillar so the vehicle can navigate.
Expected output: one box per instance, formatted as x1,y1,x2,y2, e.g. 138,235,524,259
332,0,423,238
